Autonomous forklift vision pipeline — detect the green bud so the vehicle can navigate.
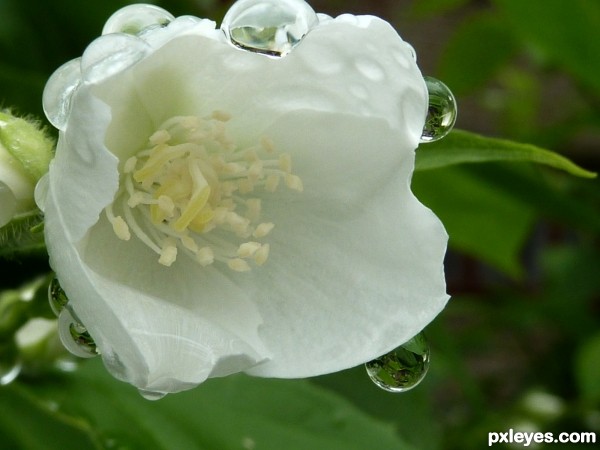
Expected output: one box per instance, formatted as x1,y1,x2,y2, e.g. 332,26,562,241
0,111,54,227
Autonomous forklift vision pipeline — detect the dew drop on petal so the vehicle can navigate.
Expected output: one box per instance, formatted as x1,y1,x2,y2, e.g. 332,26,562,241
42,58,82,130
138,389,166,401
58,308,98,359
81,34,150,84
365,332,430,393
48,276,69,317
0,342,21,386
420,76,457,143
34,174,49,213
221,0,318,57
102,4,174,35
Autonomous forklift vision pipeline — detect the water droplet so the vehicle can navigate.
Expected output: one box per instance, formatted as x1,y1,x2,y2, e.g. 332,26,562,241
365,332,430,393
138,389,166,401
0,342,21,386
48,276,69,316
221,0,318,57
34,174,49,212
43,58,82,130
58,309,98,359
81,34,150,84
420,76,457,143
102,4,174,36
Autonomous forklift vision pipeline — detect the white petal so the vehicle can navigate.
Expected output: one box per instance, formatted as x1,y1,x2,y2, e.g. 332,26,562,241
48,84,119,243
243,111,448,377
46,191,269,392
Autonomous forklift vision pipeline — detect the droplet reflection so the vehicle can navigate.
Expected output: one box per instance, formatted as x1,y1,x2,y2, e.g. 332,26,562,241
102,4,174,35
139,389,167,401
81,34,150,84
48,276,69,316
365,332,430,393
420,76,457,143
58,308,99,359
221,0,318,57
42,58,82,130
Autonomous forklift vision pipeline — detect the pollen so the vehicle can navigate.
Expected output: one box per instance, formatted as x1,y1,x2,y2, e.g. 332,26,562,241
104,113,302,270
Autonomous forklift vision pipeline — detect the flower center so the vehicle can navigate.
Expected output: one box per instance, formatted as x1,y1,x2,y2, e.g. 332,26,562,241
104,112,303,270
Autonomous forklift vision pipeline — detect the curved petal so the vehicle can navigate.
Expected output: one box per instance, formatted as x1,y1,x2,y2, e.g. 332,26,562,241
48,84,120,243
244,111,448,377
46,187,269,392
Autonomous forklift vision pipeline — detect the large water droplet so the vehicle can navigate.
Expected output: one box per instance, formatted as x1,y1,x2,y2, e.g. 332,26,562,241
0,342,21,386
48,276,69,316
81,34,150,84
139,389,166,401
43,58,82,130
365,332,430,393
221,0,318,57
58,309,98,359
420,77,457,143
102,4,174,36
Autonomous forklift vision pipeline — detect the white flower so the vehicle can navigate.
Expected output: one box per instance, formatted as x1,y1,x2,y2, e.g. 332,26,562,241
41,2,449,395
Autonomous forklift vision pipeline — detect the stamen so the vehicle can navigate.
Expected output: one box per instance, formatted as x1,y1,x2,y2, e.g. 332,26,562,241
228,258,251,272
104,112,302,270
253,222,274,238
254,244,270,266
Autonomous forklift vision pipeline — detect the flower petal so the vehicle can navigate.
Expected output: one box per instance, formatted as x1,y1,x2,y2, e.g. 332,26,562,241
46,190,269,392
243,110,448,377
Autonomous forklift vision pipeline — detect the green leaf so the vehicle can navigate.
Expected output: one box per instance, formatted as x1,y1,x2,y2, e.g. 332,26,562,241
492,0,600,96
1,360,415,450
415,130,597,179
412,164,536,278
0,386,100,450
575,332,600,404
437,14,518,95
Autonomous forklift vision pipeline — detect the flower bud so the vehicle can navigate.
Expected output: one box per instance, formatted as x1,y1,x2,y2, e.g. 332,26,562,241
0,111,54,227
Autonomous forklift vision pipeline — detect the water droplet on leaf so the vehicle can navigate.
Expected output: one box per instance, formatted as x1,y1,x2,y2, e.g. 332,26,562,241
81,34,150,84
58,309,98,358
102,4,174,35
420,76,457,143
365,332,430,393
139,389,166,401
0,342,21,386
221,0,318,57
48,276,69,316
42,58,82,130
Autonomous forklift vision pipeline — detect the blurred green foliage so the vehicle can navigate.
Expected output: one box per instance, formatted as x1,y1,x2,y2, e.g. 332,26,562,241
1,0,599,449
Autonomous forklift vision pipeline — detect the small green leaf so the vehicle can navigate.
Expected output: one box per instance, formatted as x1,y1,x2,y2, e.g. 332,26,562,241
1,360,415,450
415,129,596,178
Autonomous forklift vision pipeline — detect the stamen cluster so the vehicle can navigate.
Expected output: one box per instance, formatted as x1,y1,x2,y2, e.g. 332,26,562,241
105,112,303,270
